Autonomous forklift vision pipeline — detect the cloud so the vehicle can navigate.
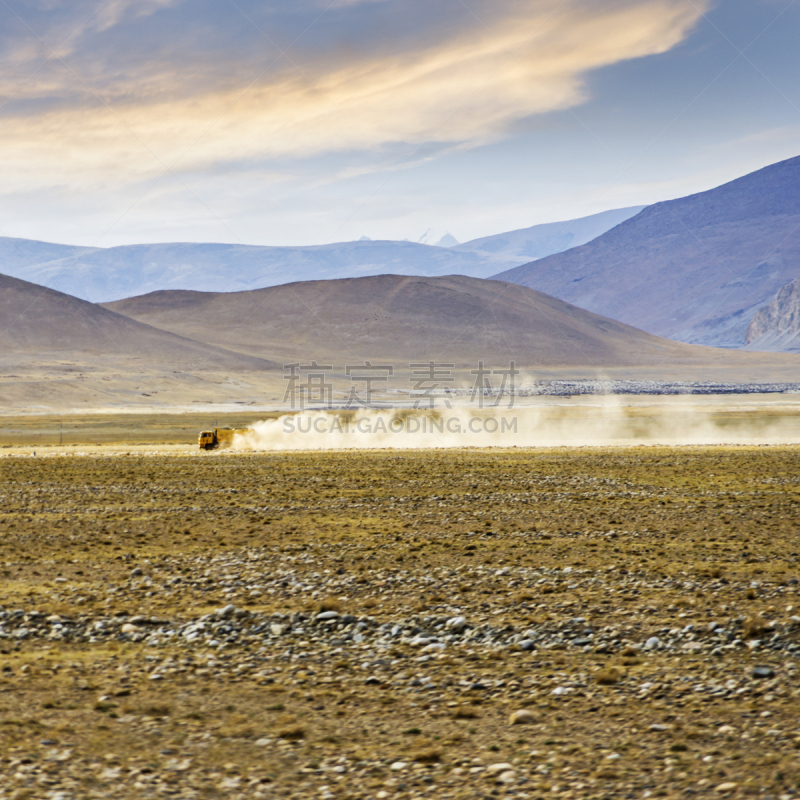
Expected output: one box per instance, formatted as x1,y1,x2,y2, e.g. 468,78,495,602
91,0,182,33
0,0,708,192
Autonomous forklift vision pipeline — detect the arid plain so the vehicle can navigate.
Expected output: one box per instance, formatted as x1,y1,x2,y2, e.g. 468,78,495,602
1,425,799,800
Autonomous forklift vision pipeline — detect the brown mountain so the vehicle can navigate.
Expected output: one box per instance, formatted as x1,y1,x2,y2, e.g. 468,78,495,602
103,273,775,370
0,272,275,371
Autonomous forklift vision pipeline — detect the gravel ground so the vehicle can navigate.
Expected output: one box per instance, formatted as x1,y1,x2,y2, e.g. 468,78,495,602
0,446,798,800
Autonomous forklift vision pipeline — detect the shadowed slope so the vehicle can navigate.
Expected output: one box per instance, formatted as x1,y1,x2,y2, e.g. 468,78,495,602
494,155,800,348
0,272,276,370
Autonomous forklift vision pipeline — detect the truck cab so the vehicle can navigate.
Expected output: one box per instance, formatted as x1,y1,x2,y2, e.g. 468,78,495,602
199,430,218,450
199,427,245,450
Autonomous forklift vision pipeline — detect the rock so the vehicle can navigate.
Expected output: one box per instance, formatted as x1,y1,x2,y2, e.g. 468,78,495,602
509,709,536,725
131,567,143,577
752,666,775,679
518,639,536,651
746,278,800,348
364,676,382,685
717,725,736,734
270,623,286,636
644,636,660,650
486,762,514,774
316,611,339,621
715,782,738,793
649,724,670,732
218,604,236,619
390,761,407,771
445,616,467,632
121,623,138,634
45,749,73,762
496,769,517,784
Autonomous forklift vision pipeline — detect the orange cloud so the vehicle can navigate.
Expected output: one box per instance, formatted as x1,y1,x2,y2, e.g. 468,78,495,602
0,0,707,191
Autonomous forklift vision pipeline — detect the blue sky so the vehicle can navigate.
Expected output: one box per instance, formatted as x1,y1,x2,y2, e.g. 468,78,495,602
0,0,798,247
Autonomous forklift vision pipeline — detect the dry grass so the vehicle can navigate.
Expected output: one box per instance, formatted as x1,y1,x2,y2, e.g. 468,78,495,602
595,666,623,685
0,444,798,798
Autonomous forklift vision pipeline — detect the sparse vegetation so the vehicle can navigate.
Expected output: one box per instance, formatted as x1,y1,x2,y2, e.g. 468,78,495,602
0,444,798,798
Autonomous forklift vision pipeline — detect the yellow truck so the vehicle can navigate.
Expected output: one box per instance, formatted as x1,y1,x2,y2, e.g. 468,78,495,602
198,428,248,450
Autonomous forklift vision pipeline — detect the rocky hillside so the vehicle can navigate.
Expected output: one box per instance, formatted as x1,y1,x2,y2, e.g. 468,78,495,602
745,278,800,352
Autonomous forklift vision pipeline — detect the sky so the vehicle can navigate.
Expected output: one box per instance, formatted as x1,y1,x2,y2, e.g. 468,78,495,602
0,0,798,248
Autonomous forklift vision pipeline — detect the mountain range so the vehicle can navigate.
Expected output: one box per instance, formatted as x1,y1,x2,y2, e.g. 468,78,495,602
494,155,800,348
3,268,798,411
102,274,771,371
453,206,644,265
0,208,641,305
2,154,799,360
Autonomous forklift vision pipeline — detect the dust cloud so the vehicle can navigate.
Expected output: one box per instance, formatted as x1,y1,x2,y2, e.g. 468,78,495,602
233,397,800,451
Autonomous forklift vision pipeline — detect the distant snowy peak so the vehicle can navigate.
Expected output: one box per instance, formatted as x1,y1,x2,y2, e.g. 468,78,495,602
417,229,460,247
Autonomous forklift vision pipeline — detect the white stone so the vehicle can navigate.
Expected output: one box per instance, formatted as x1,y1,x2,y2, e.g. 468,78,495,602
497,770,517,784
486,762,514,774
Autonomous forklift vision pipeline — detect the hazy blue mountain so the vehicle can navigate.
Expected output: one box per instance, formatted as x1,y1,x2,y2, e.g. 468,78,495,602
0,236,101,295
0,239,509,303
0,207,640,304
456,206,645,263
494,155,800,349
